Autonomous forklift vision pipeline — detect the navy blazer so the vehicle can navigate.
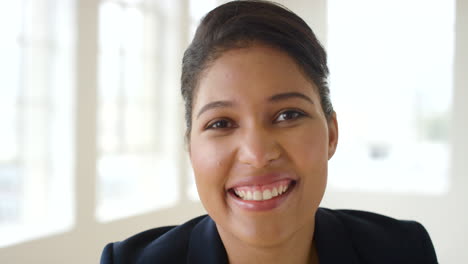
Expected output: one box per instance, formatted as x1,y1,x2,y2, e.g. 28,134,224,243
100,208,438,263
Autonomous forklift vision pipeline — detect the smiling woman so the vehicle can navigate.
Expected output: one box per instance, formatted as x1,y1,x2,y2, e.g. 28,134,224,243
188,45,334,261
100,1,438,263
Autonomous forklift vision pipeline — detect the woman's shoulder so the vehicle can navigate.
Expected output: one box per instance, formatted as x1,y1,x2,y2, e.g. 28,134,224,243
320,207,427,233
315,207,438,263
100,215,213,264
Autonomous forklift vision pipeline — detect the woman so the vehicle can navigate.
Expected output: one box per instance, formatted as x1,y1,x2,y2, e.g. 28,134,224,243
100,1,438,263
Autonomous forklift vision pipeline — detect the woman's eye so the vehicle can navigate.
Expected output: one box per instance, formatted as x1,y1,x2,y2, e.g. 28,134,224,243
206,119,233,130
275,110,306,122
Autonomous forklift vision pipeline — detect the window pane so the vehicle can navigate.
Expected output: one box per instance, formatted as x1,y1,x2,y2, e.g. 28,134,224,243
0,0,75,247
327,0,454,194
97,0,181,221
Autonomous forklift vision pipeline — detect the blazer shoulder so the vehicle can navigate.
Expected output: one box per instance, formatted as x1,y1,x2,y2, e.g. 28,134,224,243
100,215,208,264
321,208,438,263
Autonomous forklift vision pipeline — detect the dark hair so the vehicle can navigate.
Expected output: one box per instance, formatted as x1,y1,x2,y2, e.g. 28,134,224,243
181,0,333,138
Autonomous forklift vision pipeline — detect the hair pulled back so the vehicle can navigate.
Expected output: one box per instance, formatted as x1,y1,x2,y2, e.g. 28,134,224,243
181,0,333,137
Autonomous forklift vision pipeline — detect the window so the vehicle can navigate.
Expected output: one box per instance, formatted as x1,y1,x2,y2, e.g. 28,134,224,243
327,0,455,194
0,0,208,251
96,0,184,221
0,0,75,246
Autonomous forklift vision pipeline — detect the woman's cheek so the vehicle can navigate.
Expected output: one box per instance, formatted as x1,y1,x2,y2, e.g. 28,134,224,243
193,138,227,170
191,139,231,194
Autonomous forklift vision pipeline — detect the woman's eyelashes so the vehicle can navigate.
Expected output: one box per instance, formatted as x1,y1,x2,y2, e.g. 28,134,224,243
274,109,308,123
205,118,235,130
204,109,308,131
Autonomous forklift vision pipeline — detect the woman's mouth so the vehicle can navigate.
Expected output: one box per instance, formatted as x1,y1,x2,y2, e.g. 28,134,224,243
230,179,294,201
227,179,296,211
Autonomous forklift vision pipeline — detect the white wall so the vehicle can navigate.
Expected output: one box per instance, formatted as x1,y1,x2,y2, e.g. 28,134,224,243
0,0,466,263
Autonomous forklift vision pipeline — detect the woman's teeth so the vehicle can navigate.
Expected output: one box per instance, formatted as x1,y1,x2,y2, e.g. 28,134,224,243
233,184,290,201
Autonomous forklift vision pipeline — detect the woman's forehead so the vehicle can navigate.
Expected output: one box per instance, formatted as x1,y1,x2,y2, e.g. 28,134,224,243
195,45,316,102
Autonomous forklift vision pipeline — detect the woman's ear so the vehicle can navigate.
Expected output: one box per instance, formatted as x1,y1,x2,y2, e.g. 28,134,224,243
327,111,339,160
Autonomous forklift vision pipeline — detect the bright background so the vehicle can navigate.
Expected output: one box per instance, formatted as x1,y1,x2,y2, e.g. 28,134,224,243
0,0,467,263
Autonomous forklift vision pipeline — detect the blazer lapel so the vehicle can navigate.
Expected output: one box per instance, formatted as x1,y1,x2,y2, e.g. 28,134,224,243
314,208,360,264
188,216,229,264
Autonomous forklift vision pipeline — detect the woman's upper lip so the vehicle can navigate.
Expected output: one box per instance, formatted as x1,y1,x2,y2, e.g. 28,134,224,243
226,172,297,190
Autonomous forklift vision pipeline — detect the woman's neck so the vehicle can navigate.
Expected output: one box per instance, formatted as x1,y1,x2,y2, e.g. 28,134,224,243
217,222,318,264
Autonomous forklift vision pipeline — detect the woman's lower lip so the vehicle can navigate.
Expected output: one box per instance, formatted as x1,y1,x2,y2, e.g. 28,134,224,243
228,184,295,212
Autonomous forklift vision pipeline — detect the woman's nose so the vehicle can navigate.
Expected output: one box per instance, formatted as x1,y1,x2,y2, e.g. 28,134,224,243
237,127,281,168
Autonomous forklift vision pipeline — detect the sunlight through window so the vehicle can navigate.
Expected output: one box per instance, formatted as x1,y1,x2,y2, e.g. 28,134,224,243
327,0,454,194
0,0,75,247
96,0,183,222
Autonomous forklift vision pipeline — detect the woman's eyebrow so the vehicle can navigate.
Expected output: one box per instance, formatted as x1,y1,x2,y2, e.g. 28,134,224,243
197,100,234,119
268,92,314,104
196,92,312,119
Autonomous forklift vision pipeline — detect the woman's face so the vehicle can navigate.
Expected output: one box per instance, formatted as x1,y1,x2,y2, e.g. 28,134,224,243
189,44,338,247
